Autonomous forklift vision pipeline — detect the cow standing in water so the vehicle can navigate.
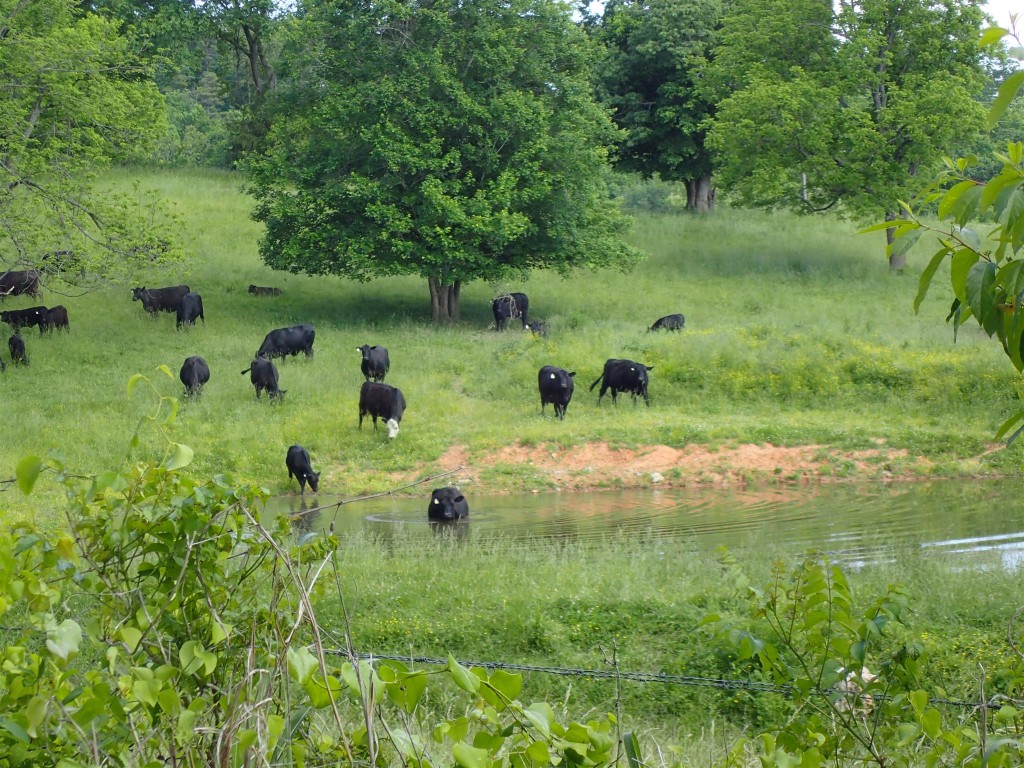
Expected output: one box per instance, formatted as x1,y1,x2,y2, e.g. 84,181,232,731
428,487,469,520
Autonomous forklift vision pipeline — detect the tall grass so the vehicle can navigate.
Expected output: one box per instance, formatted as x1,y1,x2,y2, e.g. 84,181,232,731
1,168,1019,522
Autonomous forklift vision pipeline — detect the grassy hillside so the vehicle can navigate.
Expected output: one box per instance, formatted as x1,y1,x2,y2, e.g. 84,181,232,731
1,168,1019,521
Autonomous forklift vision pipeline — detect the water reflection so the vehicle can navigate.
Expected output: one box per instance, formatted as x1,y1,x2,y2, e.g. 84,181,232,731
267,478,1024,569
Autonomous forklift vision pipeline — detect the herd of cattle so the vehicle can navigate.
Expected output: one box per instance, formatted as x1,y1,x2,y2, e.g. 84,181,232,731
2,268,685,518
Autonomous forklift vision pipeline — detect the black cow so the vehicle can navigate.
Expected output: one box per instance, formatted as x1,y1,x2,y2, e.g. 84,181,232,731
179,356,210,396
132,285,191,315
240,357,285,400
0,356,5,373
428,487,469,521
589,358,653,406
538,365,576,420
8,333,27,365
358,381,406,438
248,284,282,296
1,306,47,332
286,445,320,494
357,344,390,381
649,313,685,332
492,292,529,331
0,269,41,299
42,305,69,333
256,324,315,360
176,292,205,329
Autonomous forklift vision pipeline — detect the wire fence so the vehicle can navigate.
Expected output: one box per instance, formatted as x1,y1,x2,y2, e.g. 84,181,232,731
322,649,1014,711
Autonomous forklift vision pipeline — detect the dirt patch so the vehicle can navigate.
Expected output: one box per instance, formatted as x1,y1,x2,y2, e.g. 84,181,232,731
430,441,920,494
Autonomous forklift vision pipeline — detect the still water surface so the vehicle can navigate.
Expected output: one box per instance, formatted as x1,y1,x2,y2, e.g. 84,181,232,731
273,478,1024,569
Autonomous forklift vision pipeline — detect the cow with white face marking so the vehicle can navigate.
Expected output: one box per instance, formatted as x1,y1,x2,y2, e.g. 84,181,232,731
590,358,653,406
358,381,406,438
538,365,576,420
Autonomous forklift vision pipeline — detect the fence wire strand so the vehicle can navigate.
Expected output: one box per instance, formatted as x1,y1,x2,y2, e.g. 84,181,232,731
320,648,1013,711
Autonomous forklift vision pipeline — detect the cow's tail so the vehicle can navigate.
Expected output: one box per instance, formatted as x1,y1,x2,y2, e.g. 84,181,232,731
240,367,251,375
589,373,604,391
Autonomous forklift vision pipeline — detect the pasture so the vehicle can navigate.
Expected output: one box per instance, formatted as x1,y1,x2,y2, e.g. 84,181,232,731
2,168,1023,758
0,167,1020,523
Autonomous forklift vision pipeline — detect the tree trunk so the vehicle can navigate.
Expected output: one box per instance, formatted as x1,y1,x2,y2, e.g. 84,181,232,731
428,278,461,323
692,174,714,212
885,212,904,271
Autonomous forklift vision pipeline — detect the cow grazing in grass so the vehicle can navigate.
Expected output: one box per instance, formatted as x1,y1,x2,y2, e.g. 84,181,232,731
248,284,282,296
358,381,406,438
492,292,529,331
176,292,205,329
357,344,390,381
241,357,285,400
1,306,47,332
132,285,191,315
42,305,69,333
286,445,320,494
649,313,685,332
179,356,210,396
428,487,469,521
590,358,653,406
8,333,27,365
256,324,315,360
538,365,576,420
0,269,41,299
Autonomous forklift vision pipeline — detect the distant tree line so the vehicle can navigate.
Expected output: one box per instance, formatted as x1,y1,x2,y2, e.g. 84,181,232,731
2,0,1019,314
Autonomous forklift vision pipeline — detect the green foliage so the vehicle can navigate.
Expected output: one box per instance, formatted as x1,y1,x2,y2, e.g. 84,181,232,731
706,554,1024,767
0,381,627,766
883,25,1024,440
0,0,181,279
584,0,721,202
245,0,641,320
708,0,986,259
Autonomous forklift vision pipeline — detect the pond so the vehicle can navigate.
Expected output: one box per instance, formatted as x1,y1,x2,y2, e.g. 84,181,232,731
271,477,1024,570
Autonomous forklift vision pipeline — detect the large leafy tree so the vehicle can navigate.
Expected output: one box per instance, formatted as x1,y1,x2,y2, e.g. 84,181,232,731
0,0,177,281
245,0,641,322
585,0,722,211
708,0,987,269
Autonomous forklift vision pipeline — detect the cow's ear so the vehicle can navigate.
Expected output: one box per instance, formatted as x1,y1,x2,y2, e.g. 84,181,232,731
568,372,576,377
454,495,465,503
646,366,654,371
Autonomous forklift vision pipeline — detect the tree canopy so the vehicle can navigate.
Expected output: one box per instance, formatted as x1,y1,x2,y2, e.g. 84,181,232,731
245,0,641,322
585,0,722,211
707,0,987,269
0,0,179,282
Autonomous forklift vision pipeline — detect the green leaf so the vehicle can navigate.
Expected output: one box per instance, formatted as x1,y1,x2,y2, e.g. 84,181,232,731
623,732,643,768
127,373,145,398
165,443,194,471
966,260,997,329
120,626,143,652
448,654,480,693
16,455,43,495
453,741,489,768
980,26,1010,48
489,670,523,702
988,71,1024,129
157,364,173,379
386,669,428,714
914,248,950,313
938,180,977,221
210,621,230,645
46,619,82,661
951,249,981,301
0,719,30,743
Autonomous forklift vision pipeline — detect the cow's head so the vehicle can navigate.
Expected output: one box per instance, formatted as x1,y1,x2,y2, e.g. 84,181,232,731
305,470,320,493
386,418,400,439
131,287,146,301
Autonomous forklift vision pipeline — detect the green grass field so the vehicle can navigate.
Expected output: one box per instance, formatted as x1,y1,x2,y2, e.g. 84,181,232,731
1,167,1020,522
3,168,1023,757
